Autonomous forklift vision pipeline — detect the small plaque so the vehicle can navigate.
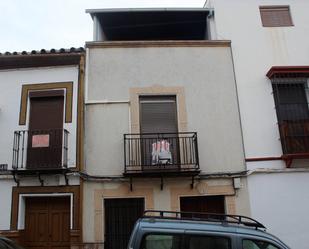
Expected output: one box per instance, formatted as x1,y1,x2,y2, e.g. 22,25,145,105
32,134,50,148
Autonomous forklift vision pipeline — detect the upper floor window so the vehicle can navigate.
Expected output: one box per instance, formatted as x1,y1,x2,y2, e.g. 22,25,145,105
272,79,309,154
139,95,178,134
259,6,293,27
267,66,309,167
139,96,179,166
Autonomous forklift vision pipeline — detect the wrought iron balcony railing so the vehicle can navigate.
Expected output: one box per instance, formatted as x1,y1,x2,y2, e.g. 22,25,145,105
12,129,69,170
124,132,199,175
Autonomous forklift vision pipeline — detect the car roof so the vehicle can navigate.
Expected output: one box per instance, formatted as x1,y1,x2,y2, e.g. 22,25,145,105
138,217,284,243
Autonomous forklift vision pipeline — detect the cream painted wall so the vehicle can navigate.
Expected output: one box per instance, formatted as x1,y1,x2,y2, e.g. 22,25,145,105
85,46,245,175
82,178,249,242
0,66,79,169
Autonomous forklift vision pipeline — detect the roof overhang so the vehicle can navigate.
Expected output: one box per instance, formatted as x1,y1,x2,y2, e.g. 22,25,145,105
86,8,212,41
266,66,309,78
86,8,211,17
0,53,83,70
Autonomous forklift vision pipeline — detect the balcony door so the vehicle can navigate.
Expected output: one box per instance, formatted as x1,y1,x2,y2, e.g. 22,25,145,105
139,96,179,169
27,90,64,169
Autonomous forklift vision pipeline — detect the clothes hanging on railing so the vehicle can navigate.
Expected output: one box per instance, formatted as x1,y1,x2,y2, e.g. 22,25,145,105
151,140,172,165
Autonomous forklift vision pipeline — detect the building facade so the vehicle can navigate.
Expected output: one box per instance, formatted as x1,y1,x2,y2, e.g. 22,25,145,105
82,9,251,249
210,1,309,248
0,49,85,248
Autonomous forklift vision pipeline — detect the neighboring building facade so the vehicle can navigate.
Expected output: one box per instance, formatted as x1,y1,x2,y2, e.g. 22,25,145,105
82,9,251,249
0,48,85,248
209,1,309,248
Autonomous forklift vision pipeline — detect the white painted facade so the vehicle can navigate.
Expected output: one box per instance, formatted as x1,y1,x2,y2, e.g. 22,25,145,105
210,1,309,248
0,177,15,230
0,62,82,233
0,66,79,169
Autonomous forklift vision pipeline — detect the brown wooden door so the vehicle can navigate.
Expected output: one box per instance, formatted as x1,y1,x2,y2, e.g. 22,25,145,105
104,198,144,249
27,91,64,169
24,197,70,249
180,196,225,218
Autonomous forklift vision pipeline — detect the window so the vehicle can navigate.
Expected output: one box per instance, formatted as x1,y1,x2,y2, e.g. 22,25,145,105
272,79,309,154
141,234,181,249
243,239,280,249
139,96,178,134
180,196,225,219
139,96,179,167
189,235,231,249
260,6,293,27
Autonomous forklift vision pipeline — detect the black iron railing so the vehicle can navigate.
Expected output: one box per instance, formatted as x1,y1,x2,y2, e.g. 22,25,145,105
12,129,69,170
124,132,199,174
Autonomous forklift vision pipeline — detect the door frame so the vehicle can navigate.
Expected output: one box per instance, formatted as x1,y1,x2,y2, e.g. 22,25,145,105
17,193,73,230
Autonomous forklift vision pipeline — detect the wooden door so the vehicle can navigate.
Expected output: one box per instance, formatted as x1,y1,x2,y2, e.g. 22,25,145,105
180,196,225,219
27,90,64,169
104,198,144,249
24,197,70,249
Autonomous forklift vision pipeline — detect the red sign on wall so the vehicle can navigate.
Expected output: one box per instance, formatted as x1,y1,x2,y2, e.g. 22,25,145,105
32,134,50,148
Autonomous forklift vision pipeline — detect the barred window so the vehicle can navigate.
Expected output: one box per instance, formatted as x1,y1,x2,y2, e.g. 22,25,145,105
272,78,309,154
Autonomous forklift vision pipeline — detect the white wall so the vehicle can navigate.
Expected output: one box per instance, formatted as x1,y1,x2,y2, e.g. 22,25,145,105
213,0,309,168
0,177,15,230
247,172,309,249
212,1,309,248
0,66,79,169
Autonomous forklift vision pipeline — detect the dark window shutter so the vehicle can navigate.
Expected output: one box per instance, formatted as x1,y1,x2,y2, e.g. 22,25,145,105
139,96,178,133
273,83,309,122
260,6,293,27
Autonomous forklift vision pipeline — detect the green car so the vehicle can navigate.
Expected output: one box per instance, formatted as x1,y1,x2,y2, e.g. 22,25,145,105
0,237,24,249
128,211,290,249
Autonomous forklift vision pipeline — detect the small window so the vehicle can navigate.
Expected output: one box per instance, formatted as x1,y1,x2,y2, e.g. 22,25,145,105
243,239,280,249
189,235,231,249
141,234,181,249
259,6,293,27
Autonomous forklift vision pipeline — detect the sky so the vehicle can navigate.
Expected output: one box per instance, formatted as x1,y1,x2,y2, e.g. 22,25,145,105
0,0,206,52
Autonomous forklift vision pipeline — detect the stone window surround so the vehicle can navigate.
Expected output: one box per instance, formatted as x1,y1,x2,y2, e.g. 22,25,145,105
129,86,188,133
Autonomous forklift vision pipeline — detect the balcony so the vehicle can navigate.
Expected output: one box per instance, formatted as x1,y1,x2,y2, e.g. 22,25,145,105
124,132,200,177
12,129,69,174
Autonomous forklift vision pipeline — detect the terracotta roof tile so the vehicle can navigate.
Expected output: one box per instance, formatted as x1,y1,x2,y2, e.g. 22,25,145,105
0,47,85,57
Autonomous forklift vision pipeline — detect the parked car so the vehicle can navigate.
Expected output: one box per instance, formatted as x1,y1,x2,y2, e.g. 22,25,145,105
128,210,290,249
0,237,24,249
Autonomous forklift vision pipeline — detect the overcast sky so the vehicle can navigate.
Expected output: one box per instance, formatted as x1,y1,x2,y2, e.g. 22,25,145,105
0,0,206,52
